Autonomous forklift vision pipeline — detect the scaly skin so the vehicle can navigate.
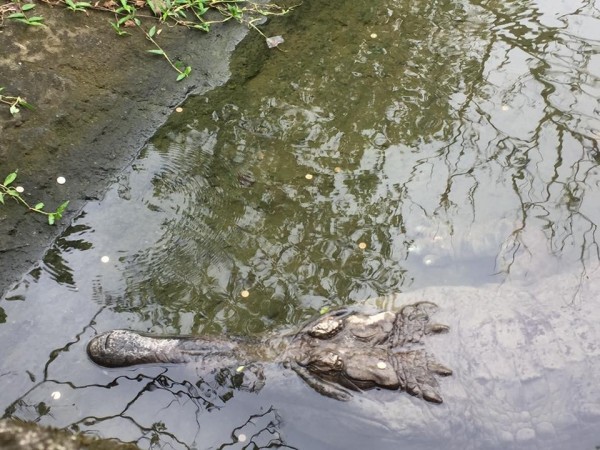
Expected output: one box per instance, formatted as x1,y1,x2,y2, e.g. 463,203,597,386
88,302,452,403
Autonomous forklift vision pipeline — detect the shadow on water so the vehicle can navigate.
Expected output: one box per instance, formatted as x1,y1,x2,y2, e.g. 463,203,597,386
1,0,600,448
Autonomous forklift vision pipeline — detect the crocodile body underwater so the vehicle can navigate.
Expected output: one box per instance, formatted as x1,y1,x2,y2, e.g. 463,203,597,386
88,302,452,403
87,272,600,449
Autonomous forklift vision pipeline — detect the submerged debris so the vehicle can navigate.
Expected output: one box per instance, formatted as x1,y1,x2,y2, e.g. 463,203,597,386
266,35,285,49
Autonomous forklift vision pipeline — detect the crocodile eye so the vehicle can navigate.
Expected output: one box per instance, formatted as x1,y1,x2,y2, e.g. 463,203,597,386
328,353,343,369
309,318,343,339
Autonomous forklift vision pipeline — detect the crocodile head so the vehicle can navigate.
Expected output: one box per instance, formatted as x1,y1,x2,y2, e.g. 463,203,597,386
288,304,452,403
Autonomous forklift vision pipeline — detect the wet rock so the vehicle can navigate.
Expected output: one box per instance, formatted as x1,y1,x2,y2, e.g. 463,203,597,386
0,419,140,450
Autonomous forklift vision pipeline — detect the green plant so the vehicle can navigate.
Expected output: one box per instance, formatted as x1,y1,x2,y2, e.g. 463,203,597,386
1,171,69,225
1,0,294,79
64,0,91,12
0,87,34,116
6,2,44,25
144,24,192,81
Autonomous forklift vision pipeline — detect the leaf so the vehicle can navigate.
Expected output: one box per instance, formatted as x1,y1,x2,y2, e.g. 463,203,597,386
3,172,17,187
110,21,129,36
177,66,192,81
0,193,4,204
117,14,133,25
7,13,26,19
21,3,36,11
47,201,68,225
17,100,34,110
56,200,69,215
34,202,44,210
192,23,210,32
147,49,165,55
27,16,45,24
148,25,156,37
146,0,159,14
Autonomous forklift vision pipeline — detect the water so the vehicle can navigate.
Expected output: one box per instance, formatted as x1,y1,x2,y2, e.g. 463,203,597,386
2,0,600,448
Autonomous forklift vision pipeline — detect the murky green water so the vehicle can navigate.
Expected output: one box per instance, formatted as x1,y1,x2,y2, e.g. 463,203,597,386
112,0,600,335
2,0,600,448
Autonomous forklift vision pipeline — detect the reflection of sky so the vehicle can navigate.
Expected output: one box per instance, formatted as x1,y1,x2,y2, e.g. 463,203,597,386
1,0,600,448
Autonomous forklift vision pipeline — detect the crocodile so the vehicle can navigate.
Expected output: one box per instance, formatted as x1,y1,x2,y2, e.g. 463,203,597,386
88,302,452,403
81,271,600,449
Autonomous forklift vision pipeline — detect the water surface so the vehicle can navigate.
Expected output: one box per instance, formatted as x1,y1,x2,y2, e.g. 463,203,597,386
2,0,600,448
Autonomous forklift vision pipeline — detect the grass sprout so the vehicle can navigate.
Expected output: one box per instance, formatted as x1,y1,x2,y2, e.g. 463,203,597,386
0,170,69,225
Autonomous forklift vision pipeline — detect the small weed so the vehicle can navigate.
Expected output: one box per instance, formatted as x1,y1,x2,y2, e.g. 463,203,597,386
64,0,91,12
144,23,192,80
6,2,44,25
1,0,295,80
0,87,34,117
1,170,69,225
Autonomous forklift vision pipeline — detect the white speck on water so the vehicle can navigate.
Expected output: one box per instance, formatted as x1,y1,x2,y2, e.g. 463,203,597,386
377,361,387,369
101,256,110,263
56,176,66,184
15,186,24,193
501,105,510,111
370,33,378,38
241,290,250,298
237,434,247,443
305,173,313,180
51,391,61,400
423,255,436,266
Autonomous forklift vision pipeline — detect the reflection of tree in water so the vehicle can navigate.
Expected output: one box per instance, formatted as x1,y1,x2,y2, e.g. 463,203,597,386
35,223,94,289
440,1,600,275
3,313,294,449
113,0,600,335
216,407,297,450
